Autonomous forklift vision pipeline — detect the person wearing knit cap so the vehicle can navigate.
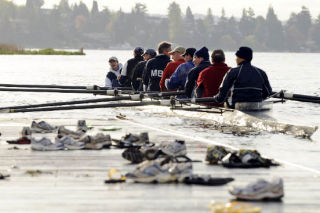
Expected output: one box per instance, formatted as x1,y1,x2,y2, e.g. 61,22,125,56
213,46,272,108
118,47,144,88
184,46,211,98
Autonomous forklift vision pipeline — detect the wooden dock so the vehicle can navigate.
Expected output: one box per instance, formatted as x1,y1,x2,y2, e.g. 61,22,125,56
0,112,319,212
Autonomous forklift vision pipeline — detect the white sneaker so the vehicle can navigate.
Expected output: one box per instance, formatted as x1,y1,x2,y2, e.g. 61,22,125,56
57,126,84,139
55,136,85,150
229,177,284,200
80,133,111,150
77,120,88,133
160,140,187,157
31,121,57,133
31,137,64,151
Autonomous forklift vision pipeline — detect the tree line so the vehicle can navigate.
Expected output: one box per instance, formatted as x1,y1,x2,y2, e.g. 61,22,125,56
0,0,320,52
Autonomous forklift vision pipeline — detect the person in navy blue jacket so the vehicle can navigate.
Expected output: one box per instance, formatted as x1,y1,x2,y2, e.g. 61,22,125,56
213,47,272,108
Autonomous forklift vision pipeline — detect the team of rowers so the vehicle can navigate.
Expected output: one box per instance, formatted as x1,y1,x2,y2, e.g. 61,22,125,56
105,41,272,108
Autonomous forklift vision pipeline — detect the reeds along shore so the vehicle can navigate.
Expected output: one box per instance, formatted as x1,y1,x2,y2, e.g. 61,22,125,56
0,44,85,55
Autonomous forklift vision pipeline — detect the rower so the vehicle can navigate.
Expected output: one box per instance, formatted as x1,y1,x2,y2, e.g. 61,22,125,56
213,47,272,109
105,56,123,88
196,49,231,106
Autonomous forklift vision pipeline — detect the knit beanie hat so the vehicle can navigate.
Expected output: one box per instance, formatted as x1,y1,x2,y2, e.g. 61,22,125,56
235,46,253,61
194,46,209,60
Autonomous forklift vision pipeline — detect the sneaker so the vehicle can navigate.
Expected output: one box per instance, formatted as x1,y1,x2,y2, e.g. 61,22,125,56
116,132,150,148
80,133,111,150
183,175,234,186
57,126,84,139
7,137,31,144
122,145,160,164
77,120,88,133
229,177,284,201
222,150,279,168
160,140,187,157
21,127,32,137
210,201,261,213
125,158,174,183
55,136,85,150
31,121,56,133
166,156,193,182
206,146,229,165
31,137,64,151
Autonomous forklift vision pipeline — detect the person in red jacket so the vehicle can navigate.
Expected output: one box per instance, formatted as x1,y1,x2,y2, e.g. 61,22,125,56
159,46,185,91
196,49,231,106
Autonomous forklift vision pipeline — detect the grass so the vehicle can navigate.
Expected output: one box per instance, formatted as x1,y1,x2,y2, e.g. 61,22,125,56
0,44,85,55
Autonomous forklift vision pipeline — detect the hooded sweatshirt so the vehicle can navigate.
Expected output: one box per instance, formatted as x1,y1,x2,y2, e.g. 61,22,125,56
105,63,123,88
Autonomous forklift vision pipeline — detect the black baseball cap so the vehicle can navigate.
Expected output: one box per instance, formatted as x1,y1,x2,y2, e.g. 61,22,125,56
182,48,196,57
142,49,157,57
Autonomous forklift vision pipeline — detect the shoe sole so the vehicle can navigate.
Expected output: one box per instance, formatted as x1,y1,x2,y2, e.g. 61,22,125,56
232,191,284,201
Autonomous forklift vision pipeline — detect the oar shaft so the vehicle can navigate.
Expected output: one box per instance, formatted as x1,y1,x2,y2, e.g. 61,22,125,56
273,92,320,104
0,96,133,110
7,100,171,113
0,87,114,94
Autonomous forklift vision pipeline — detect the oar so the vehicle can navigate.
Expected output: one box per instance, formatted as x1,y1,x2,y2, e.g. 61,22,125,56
1,100,172,113
0,95,145,111
272,91,320,104
0,83,131,91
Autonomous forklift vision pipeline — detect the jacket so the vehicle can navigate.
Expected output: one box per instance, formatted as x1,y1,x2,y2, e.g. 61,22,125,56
119,55,144,87
165,60,195,91
131,60,147,91
214,61,272,107
143,54,171,91
105,63,123,88
184,60,211,98
160,58,185,91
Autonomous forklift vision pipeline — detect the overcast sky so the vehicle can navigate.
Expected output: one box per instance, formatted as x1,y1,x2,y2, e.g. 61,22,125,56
11,0,320,20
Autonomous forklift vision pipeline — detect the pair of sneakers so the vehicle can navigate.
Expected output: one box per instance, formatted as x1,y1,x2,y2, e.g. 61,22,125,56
122,139,187,164
206,146,279,168
125,155,193,183
31,136,85,151
79,133,112,150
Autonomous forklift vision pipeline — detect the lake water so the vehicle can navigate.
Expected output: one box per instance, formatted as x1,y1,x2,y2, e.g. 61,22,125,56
0,50,320,212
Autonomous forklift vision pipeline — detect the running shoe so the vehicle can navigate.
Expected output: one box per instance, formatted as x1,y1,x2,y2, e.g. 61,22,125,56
229,177,284,201
31,121,57,133
125,158,174,183
7,137,31,144
21,127,32,137
57,126,85,139
210,201,261,213
206,145,230,165
122,144,160,163
77,120,88,133
115,132,150,148
55,136,85,150
31,137,64,151
167,156,193,182
183,175,234,186
160,140,187,157
80,133,112,150
222,150,279,168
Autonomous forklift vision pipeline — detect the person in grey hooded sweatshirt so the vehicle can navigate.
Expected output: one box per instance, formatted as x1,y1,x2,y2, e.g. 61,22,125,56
105,56,123,88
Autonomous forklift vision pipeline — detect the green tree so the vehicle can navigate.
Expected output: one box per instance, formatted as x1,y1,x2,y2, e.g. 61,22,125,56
265,6,285,51
168,2,183,43
183,6,195,44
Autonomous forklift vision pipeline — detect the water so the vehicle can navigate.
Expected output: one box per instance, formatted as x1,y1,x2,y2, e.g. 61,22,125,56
0,50,320,212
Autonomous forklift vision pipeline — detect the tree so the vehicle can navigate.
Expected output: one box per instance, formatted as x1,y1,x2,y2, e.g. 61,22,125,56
183,6,195,44
168,2,183,43
265,6,285,51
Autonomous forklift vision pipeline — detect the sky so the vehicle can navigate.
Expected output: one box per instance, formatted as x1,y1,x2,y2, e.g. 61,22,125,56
10,0,320,20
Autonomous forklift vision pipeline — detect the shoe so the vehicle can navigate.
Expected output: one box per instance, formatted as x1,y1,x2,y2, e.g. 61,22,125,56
7,137,31,144
229,177,284,201
206,145,229,165
221,150,279,168
166,155,193,182
57,126,84,139
31,121,57,133
183,175,234,186
31,137,64,151
115,132,150,148
125,158,175,183
210,201,261,213
122,144,160,164
77,120,88,133
21,127,32,137
55,136,85,150
80,133,112,150
160,140,187,157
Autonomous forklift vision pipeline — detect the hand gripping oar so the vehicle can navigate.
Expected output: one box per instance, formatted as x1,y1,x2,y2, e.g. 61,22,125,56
272,91,320,104
1,100,173,113
0,83,131,91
